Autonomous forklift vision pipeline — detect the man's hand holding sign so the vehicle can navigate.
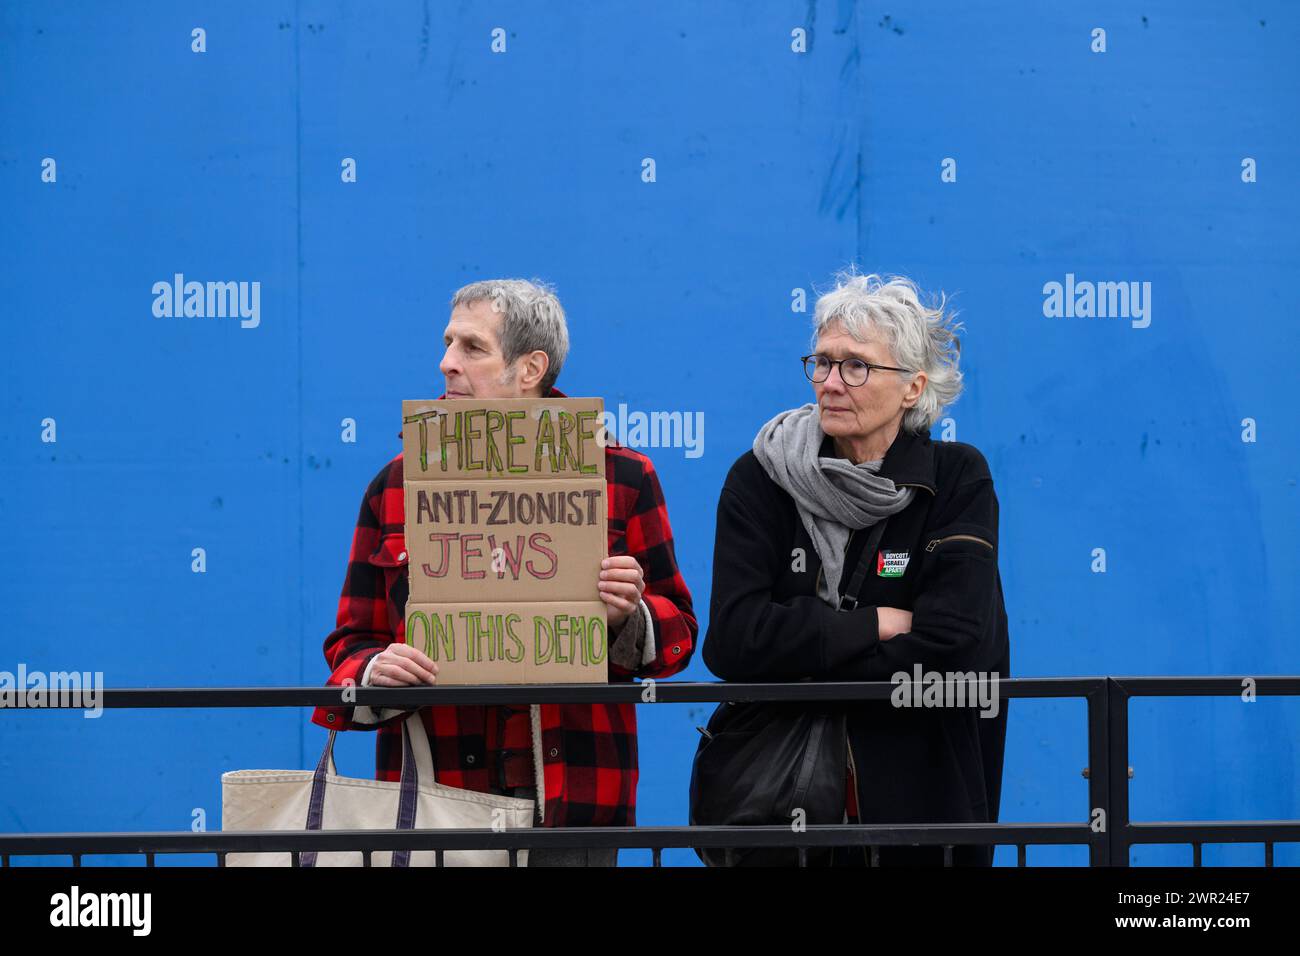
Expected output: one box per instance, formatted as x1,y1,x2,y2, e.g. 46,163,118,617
598,555,647,630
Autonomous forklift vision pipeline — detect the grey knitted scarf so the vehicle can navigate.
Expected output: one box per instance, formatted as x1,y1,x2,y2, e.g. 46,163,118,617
752,404,915,604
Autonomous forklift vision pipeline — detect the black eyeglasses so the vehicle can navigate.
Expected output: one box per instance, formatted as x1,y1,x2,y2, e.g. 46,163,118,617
801,354,914,387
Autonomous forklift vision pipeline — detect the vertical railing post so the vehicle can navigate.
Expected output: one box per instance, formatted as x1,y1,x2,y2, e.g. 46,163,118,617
1086,679,1111,866
1106,678,1131,867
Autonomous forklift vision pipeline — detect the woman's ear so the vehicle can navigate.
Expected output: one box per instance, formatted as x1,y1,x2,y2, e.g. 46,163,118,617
903,370,928,408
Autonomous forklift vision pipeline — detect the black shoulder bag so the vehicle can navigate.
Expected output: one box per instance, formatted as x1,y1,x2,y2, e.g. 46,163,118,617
688,516,890,867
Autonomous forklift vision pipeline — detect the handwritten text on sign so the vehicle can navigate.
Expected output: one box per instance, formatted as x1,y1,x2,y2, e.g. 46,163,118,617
399,397,609,685
404,479,606,602
404,602,608,684
402,398,605,480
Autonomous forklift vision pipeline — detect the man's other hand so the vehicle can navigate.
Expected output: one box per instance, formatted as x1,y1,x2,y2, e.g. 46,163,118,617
598,555,646,630
367,644,439,686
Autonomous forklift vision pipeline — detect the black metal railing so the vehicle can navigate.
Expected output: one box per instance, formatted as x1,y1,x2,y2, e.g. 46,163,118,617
1,677,1297,867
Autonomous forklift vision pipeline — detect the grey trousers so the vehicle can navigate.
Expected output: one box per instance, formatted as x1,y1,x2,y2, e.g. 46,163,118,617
505,786,620,867
527,847,619,867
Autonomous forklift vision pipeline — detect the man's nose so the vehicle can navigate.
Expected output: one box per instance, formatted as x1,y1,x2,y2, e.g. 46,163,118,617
439,347,458,378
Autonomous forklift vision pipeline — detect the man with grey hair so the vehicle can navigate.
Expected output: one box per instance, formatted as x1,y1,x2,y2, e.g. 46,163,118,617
312,278,698,867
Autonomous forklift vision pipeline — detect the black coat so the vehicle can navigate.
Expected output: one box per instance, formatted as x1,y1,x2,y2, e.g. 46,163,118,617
702,426,1011,866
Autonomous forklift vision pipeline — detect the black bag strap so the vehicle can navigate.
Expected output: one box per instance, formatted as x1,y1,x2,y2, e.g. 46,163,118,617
789,713,830,811
838,517,891,611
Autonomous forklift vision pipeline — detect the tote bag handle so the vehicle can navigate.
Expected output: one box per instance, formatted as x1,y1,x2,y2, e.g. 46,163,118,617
302,711,434,867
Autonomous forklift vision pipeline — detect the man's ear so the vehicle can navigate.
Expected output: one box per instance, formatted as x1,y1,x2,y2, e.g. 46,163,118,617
517,350,550,394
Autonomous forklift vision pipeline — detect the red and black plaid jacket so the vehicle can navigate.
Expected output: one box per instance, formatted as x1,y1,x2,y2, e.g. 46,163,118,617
310,388,697,827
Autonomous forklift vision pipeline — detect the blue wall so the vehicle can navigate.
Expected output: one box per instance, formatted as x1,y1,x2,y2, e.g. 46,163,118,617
2,1,1296,866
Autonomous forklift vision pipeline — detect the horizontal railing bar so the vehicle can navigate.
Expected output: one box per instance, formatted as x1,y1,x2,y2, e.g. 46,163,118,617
1126,821,1300,842
1112,676,1300,696
8,676,1296,711
0,823,1094,854
2,678,1112,710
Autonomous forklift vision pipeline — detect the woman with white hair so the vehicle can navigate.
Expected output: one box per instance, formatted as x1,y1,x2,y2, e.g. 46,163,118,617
696,270,1011,867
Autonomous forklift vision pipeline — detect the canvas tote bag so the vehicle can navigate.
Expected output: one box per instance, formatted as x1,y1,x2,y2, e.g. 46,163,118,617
221,712,535,866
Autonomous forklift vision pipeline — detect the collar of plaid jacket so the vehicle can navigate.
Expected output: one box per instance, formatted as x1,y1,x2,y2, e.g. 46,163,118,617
317,384,698,828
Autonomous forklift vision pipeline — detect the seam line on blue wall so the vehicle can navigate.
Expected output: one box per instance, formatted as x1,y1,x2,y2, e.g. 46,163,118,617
294,0,305,769
855,3,866,266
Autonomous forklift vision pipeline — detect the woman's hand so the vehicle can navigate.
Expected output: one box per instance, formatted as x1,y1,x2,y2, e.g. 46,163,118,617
877,607,913,642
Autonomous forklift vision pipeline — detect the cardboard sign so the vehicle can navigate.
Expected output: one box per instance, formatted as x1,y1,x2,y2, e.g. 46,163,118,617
402,398,606,481
405,602,608,684
399,397,610,685
404,478,606,603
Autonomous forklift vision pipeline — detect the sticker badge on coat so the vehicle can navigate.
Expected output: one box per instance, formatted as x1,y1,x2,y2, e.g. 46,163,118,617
877,550,910,577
